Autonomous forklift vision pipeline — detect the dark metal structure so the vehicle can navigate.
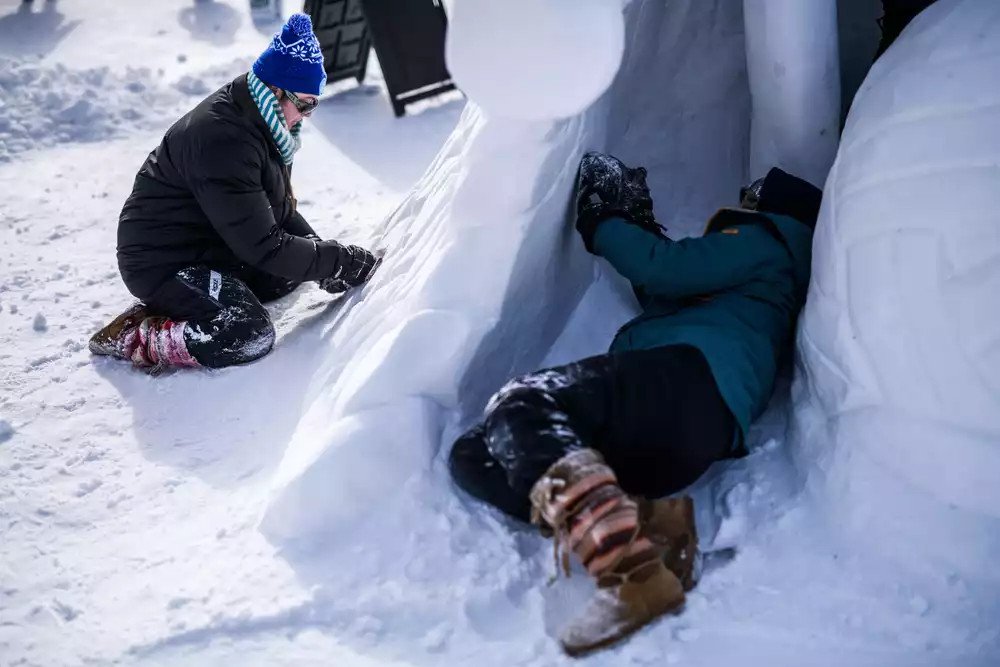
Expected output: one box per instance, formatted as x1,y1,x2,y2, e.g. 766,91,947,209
876,0,939,57
303,0,456,117
363,0,455,116
303,0,372,86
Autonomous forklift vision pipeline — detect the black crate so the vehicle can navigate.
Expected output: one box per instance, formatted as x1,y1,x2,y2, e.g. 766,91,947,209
304,0,457,116
304,0,372,85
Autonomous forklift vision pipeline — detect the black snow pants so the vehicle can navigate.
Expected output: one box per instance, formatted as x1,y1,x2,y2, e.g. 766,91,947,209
448,345,737,522
142,265,300,368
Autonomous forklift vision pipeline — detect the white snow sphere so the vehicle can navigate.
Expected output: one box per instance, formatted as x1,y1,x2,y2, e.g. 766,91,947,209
793,0,1000,581
446,0,625,121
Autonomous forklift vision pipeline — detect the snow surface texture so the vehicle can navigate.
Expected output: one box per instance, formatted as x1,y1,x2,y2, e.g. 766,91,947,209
263,0,843,558
263,0,996,663
261,0,763,541
794,0,1000,583
0,1,459,664
0,55,245,162
3,0,998,665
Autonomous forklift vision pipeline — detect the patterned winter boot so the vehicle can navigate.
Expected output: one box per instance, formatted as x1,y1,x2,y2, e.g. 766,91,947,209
530,449,686,657
637,496,700,591
576,152,662,238
90,305,200,374
89,303,150,358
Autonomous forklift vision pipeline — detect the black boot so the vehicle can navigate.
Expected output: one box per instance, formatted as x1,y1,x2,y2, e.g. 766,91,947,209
575,152,662,252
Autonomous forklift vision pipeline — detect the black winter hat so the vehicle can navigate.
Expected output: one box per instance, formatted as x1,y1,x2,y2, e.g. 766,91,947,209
741,167,823,229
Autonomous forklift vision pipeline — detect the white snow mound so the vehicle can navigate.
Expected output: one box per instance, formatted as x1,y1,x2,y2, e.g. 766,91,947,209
743,0,841,186
0,55,245,162
262,0,843,543
794,0,1000,582
445,0,625,121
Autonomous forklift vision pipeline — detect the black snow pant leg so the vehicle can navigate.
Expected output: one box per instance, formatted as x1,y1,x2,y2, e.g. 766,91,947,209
143,267,276,369
232,265,302,304
448,345,737,522
449,424,535,522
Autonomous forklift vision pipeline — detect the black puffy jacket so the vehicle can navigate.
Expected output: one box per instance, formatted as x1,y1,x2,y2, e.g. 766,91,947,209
117,74,354,299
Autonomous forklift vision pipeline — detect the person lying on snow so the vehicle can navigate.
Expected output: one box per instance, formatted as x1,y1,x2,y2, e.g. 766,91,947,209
89,14,380,374
449,153,821,657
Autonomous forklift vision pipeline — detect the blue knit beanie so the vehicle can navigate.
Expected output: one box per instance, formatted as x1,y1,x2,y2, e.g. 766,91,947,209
252,13,327,95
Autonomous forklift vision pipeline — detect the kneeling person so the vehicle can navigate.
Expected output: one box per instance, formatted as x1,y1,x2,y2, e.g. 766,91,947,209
91,14,380,373
449,154,820,656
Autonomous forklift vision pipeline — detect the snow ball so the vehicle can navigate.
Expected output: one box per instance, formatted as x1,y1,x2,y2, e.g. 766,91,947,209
9,304,17,314
420,623,451,652
446,0,625,120
32,313,47,332
674,627,701,642
909,595,930,616
347,614,384,639
0,420,13,444
175,76,209,97
55,99,98,125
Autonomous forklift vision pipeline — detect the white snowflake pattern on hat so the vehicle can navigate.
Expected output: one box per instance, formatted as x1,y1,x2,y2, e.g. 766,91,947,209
269,13,325,65
272,36,324,65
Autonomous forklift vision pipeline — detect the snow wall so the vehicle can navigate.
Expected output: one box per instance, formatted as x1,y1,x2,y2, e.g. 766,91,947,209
260,0,842,541
793,0,1000,583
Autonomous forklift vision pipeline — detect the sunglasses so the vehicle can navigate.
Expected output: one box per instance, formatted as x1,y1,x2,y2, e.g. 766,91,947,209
283,89,320,116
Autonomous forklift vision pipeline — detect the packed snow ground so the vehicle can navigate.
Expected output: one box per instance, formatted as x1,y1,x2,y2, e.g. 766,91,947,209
1,1,997,666
0,1,460,665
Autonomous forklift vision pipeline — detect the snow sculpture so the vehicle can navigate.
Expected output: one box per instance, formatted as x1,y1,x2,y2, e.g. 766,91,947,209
743,0,841,186
445,0,625,121
793,0,1000,581
261,0,842,541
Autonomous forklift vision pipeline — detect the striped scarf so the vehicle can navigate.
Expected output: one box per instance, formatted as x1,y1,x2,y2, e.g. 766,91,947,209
247,69,302,165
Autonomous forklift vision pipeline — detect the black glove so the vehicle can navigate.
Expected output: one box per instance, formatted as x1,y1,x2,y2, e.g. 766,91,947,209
318,277,351,294
575,153,663,254
318,245,382,293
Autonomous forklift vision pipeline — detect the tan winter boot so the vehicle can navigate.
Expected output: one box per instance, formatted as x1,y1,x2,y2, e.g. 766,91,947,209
637,496,700,591
89,303,149,358
530,449,686,658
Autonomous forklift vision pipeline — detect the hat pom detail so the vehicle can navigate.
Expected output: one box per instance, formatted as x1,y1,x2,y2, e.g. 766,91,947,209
252,11,327,95
287,13,314,39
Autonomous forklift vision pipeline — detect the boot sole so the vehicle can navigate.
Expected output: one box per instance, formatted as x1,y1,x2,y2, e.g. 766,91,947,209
561,597,686,658
88,338,117,357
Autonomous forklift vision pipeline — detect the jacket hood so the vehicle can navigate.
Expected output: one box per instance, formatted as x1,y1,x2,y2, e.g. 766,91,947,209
766,212,814,295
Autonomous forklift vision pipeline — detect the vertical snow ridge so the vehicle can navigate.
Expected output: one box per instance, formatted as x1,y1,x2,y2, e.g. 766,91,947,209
794,0,1000,581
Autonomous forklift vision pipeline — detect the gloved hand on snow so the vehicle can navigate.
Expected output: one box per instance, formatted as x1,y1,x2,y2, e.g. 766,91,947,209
318,245,383,294
574,152,663,254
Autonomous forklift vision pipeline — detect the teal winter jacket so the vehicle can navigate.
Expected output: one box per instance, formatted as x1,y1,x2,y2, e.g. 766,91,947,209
593,210,814,446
